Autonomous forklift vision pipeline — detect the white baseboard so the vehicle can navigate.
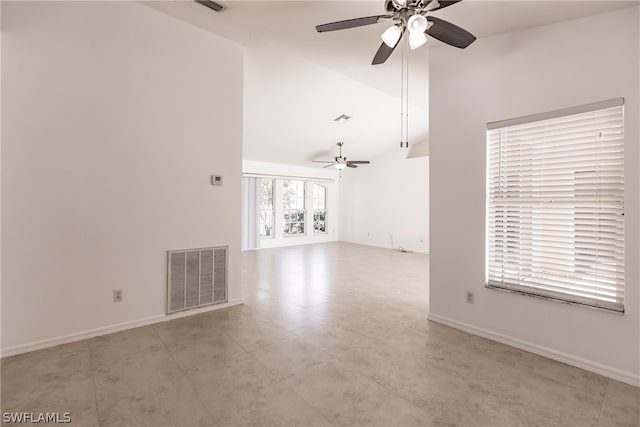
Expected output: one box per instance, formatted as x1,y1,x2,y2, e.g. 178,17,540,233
427,312,640,387
258,236,339,250
1,299,243,358
339,238,429,255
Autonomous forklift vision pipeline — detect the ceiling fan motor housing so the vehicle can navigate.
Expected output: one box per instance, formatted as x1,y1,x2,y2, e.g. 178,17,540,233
385,0,428,13
385,0,397,12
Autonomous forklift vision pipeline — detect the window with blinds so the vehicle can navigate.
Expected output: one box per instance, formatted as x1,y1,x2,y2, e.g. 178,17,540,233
486,99,625,312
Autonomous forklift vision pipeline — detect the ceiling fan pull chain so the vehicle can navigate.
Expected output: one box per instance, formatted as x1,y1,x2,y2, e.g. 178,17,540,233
400,31,405,148
406,30,410,149
400,28,410,149
401,33,404,148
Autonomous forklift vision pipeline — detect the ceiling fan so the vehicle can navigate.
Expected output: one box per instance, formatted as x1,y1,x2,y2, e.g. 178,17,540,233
316,0,476,65
313,142,370,170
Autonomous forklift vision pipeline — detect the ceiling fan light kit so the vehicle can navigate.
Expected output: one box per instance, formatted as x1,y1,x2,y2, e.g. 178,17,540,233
381,25,402,48
409,32,428,49
407,14,428,34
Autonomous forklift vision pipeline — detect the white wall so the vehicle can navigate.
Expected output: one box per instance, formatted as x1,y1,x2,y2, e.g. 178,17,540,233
429,7,639,385
1,1,244,354
339,147,429,254
242,160,339,249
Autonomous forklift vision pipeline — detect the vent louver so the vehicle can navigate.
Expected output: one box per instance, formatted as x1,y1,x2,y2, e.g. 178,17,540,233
195,0,225,13
167,246,228,314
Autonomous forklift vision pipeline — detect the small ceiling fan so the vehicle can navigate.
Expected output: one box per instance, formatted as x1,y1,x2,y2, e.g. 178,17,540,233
313,142,370,170
316,0,475,65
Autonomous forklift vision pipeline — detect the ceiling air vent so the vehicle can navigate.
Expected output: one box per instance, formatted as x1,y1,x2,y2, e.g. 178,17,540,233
195,0,226,13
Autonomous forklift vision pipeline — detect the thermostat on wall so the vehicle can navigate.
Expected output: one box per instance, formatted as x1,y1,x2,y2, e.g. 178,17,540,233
211,175,223,186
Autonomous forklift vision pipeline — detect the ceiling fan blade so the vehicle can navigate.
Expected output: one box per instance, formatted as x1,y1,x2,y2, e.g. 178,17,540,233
316,15,388,33
426,16,476,49
348,160,370,164
346,163,358,168
372,40,397,65
372,26,404,65
429,0,463,12
323,164,336,169
312,160,335,163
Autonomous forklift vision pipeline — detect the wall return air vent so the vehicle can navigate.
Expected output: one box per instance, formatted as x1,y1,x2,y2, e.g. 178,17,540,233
167,246,228,314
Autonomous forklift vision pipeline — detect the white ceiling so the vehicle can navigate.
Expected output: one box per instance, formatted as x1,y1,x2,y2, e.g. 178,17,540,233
146,0,637,166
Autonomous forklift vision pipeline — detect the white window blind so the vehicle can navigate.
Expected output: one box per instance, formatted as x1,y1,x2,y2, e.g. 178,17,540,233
486,99,625,312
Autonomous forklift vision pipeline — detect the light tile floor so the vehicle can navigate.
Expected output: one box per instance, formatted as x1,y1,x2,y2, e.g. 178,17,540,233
2,242,639,426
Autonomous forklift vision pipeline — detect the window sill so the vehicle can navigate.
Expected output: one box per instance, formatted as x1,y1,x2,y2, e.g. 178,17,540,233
485,283,625,315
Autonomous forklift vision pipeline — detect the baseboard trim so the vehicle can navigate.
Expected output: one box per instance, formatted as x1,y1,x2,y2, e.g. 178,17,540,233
1,299,243,358
258,237,339,250
338,239,429,255
427,312,640,387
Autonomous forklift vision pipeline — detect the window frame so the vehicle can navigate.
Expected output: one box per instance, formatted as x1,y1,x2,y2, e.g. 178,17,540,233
485,98,625,313
259,179,275,239
282,179,306,237
312,183,328,234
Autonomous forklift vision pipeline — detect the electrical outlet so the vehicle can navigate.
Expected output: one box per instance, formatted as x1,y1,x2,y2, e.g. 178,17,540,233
466,291,474,304
113,289,123,303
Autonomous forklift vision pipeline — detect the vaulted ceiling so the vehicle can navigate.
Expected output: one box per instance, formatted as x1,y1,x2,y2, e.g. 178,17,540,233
146,0,637,166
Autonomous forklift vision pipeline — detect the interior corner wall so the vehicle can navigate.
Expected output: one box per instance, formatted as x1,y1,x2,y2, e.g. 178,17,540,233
429,7,639,385
0,0,3,355
339,147,429,254
1,1,244,354
242,160,340,250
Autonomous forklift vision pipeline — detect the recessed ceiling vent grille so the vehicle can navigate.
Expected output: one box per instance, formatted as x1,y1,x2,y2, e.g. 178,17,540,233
195,0,226,13
167,246,227,314
334,114,351,123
